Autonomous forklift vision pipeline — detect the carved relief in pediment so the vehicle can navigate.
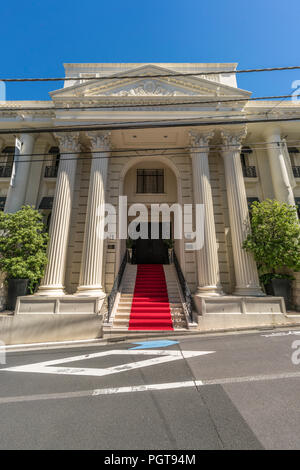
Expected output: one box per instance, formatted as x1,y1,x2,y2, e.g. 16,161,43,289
84,79,202,97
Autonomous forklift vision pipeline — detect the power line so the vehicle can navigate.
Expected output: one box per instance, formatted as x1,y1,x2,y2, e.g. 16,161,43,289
0,94,297,112
1,140,299,166
1,140,299,160
0,115,300,136
0,145,296,166
1,65,300,82
0,110,283,135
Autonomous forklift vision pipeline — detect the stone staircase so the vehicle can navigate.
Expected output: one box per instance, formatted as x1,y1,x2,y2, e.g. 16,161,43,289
163,265,187,329
103,263,188,335
110,264,137,330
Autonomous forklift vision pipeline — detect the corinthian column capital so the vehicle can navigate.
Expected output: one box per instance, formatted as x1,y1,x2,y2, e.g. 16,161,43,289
189,129,214,149
54,132,80,153
221,126,247,150
86,131,111,151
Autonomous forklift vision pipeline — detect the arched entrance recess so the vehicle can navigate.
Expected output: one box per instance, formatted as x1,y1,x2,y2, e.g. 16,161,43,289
116,156,185,271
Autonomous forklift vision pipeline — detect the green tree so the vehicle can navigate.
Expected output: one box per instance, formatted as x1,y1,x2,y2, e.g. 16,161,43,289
242,199,300,285
0,205,49,293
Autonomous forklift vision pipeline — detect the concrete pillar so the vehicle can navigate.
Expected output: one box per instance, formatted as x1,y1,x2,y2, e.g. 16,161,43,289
25,139,48,207
264,128,296,206
38,132,80,296
221,127,264,296
4,134,36,213
76,131,110,297
189,130,223,295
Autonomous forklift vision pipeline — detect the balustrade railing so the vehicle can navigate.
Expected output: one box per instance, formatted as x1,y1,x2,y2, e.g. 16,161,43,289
292,166,300,178
44,166,58,178
107,250,128,322
173,251,194,323
0,165,12,178
242,166,257,178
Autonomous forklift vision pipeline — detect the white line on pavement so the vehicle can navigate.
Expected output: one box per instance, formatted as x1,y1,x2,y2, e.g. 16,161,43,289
0,371,300,405
1,349,215,378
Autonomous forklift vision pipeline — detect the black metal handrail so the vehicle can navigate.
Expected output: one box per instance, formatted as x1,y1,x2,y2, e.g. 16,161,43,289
0,165,12,178
242,165,257,178
107,250,128,321
173,251,194,323
292,166,300,178
44,165,58,178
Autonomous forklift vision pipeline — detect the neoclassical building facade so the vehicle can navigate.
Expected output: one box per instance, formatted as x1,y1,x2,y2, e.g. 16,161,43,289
0,62,300,337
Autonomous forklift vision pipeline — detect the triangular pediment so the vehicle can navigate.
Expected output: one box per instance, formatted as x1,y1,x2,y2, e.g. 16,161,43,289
50,64,251,101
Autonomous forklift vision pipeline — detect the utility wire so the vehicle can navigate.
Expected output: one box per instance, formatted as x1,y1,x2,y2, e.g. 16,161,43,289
1,140,298,159
1,65,300,82
0,110,288,134
0,115,300,136
0,144,299,166
0,94,297,112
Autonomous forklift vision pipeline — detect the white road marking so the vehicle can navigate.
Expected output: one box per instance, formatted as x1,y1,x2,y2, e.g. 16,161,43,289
261,330,300,338
0,371,300,405
0,349,215,378
0,338,102,350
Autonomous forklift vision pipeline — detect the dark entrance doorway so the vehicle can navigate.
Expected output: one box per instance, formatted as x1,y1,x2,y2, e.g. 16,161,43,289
132,222,171,264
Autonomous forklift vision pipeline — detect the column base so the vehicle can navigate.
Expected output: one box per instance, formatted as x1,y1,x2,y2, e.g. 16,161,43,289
233,286,265,297
75,285,106,298
37,285,66,296
196,286,224,296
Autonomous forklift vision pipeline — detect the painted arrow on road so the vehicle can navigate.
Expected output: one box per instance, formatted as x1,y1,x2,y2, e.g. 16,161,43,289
130,340,179,349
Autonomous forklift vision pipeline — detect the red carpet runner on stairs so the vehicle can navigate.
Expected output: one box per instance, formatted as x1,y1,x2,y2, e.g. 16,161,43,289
128,264,174,331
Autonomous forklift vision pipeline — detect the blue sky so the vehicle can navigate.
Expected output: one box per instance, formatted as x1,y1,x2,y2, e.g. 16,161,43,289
1,0,300,101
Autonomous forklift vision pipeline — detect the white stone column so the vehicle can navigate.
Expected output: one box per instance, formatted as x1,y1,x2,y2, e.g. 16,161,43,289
5,133,36,213
38,132,80,296
221,127,264,296
76,131,110,297
264,128,296,206
190,130,223,295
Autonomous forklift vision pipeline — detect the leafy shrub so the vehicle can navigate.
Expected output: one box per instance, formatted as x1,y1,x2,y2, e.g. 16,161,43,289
242,199,300,285
0,206,49,293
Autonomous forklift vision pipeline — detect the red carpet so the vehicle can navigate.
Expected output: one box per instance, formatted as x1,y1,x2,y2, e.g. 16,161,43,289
128,264,174,331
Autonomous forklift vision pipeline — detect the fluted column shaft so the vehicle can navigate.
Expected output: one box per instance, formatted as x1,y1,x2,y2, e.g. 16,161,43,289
5,133,35,213
221,128,264,296
265,128,296,206
38,133,80,296
190,130,223,295
76,132,110,297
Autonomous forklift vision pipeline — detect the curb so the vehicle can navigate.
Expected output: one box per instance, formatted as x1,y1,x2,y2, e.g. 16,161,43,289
3,321,300,352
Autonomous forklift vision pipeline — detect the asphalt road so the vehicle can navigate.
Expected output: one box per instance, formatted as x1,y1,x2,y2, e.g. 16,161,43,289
0,328,300,450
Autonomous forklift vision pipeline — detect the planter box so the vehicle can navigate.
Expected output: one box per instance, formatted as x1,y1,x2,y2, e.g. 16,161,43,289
7,279,29,311
265,279,292,310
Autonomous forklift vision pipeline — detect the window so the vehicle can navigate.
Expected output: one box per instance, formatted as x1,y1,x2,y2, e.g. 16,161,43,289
136,169,164,193
247,197,260,218
38,197,54,210
44,147,60,178
288,147,299,165
288,148,300,177
241,147,257,178
295,197,300,218
0,197,6,211
0,146,14,178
